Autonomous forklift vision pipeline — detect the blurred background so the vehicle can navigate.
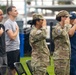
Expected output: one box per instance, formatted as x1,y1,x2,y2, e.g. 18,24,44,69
0,0,76,56
0,0,76,23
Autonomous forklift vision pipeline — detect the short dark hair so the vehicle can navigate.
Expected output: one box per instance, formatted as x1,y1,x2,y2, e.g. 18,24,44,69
56,16,61,21
7,6,16,15
32,19,40,25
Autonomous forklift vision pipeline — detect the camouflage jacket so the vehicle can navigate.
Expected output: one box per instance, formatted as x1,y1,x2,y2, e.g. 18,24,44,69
52,23,71,59
29,26,50,67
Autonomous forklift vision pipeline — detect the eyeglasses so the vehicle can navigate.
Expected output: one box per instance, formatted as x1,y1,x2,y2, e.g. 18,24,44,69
0,14,3,16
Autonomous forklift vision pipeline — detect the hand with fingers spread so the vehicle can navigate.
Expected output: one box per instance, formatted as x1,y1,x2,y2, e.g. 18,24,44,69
0,27,3,36
42,19,47,28
16,24,19,32
65,17,70,24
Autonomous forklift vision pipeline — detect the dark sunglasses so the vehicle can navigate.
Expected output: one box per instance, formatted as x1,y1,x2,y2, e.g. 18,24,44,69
62,16,68,18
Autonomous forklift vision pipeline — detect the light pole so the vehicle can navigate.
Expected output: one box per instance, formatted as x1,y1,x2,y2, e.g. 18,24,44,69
6,0,8,9
41,0,43,13
11,0,13,6
24,0,27,27
35,0,37,13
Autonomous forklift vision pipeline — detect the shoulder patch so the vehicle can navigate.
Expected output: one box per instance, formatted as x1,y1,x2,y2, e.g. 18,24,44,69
57,29,61,35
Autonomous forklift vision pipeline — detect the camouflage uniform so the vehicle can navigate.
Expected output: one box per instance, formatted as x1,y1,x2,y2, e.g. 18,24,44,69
29,14,50,75
52,10,71,75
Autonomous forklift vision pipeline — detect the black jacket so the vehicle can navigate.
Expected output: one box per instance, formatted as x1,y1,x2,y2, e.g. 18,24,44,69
0,24,6,56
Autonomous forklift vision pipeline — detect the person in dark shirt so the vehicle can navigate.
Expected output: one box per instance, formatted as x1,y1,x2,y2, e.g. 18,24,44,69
0,9,7,66
69,12,76,75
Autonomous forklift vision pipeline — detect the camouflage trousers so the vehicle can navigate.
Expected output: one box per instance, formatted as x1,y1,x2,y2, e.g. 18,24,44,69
53,59,70,75
32,66,47,75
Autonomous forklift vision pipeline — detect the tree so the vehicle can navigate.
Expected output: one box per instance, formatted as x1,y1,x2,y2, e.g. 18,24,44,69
58,0,73,5
0,5,6,14
26,0,33,5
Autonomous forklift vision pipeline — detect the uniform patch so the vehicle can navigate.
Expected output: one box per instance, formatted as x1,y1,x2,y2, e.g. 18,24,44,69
57,29,61,35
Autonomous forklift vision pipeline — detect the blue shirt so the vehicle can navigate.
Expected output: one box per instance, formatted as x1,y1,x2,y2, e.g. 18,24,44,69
70,31,76,54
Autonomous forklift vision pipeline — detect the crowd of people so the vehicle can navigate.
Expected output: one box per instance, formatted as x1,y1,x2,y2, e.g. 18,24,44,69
0,5,76,75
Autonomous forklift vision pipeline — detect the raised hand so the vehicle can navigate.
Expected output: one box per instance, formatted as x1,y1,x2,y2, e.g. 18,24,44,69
0,27,3,36
42,19,47,27
65,17,70,24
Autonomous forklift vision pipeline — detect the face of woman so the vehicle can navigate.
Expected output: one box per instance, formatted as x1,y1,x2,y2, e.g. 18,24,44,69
37,19,44,28
61,16,68,21
39,19,44,26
